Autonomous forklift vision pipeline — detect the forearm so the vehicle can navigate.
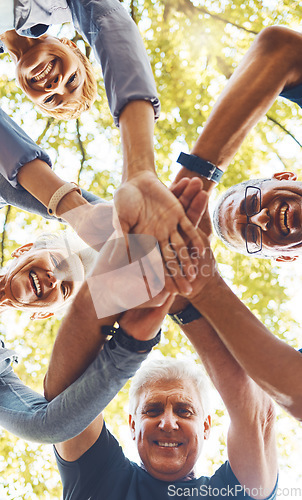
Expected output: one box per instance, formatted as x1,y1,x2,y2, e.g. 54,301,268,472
175,26,302,194
192,275,302,419
44,281,120,401
0,340,148,444
17,159,89,221
119,100,156,181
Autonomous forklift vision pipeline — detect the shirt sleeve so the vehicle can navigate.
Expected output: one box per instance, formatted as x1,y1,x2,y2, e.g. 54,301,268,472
209,461,278,500
0,108,52,188
54,422,129,500
68,0,160,126
0,337,150,443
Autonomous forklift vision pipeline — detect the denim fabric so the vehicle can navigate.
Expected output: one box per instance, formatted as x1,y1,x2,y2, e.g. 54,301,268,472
1,0,160,124
67,0,160,125
0,339,148,443
0,107,103,215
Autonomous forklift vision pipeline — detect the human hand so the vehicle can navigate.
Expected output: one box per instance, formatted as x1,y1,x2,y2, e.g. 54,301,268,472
113,172,208,295
119,295,175,341
180,228,219,301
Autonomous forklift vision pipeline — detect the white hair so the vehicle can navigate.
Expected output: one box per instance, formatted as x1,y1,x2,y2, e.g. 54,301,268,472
129,357,212,418
33,231,98,278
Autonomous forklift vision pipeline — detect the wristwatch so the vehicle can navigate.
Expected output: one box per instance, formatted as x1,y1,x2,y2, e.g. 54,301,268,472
168,303,202,325
177,152,223,183
101,325,161,353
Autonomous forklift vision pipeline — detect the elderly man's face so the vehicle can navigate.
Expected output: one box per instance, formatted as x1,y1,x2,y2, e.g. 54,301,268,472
129,379,210,482
0,243,84,318
215,172,302,258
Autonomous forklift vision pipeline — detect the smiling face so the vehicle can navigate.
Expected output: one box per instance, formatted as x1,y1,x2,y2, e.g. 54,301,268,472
129,379,210,482
0,244,84,316
15,36,85,113
214,172,302,259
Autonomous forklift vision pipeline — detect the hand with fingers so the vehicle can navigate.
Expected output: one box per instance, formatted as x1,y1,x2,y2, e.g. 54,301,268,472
113,172,208,295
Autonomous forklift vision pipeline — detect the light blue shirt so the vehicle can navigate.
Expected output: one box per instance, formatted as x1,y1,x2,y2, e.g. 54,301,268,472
0,0,14,33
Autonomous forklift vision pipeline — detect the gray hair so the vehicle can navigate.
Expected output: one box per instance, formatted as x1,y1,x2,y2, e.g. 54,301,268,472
129,357,212,418
33,231,98,278
212,178,272,258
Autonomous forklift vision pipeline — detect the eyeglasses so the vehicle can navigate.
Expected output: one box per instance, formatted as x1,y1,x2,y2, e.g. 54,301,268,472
244,186,262,254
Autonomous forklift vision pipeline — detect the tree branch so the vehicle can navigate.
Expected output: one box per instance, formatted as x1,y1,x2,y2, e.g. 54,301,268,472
181,0,259,35
76,119,87,184
36,118,54,145
266,114,302,148
1,205,11,267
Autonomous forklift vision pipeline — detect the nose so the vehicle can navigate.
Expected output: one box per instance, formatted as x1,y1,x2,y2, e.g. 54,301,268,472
45,75,63,93
249,208,270,231
158,408,179,432
46,271,58,289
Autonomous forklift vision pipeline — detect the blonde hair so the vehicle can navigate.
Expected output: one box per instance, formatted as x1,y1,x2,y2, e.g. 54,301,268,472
36,44,97,120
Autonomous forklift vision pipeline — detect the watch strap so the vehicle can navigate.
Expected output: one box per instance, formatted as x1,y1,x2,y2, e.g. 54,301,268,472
177,152,223,183
101,325,161,353
168,303,202,325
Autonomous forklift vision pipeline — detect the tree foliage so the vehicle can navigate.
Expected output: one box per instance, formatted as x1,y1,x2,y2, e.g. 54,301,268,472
0,1,302,497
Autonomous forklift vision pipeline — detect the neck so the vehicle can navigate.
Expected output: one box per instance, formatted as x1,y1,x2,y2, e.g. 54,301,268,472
0,30,36,62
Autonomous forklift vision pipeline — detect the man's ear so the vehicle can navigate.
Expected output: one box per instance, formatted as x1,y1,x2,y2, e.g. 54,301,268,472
11,243,34,259
275,255,299,263
30,311,54,321
204,415,211,440
129,414,136,441
59,37,77,49
273,171,297,182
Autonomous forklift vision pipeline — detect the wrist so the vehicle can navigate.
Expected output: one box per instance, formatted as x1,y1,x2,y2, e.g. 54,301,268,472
58,199,92,231
122,156,156,182
101,325,161,353
190,274,225,312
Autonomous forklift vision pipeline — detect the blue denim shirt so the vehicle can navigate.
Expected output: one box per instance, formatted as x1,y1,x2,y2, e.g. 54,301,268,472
0,108,101,217
0,0,160,125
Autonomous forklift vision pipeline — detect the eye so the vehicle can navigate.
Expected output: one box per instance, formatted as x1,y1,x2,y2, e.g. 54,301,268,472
177,408,193,418
61,283,68,299
144,408,161,417
67,72,77,85
43,95,55,104
50,254,60,267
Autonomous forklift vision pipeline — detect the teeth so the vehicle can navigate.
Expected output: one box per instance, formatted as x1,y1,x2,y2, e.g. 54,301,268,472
157,442,179,448
280,205,289,234
30,271,41,297
32,61,54,82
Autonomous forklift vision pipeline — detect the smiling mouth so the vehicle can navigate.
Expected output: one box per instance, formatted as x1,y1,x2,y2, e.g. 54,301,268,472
155,441,181,448
31,60,55,82
29,271,42,297
279,204,290,235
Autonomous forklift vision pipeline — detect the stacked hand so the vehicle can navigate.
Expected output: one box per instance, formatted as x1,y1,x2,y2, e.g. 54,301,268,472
114,172,208,295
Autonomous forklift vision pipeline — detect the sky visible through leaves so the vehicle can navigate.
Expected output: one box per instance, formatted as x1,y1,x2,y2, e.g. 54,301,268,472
0,0,302,498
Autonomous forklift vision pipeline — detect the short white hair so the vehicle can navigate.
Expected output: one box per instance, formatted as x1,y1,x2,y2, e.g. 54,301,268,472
129,357,212,418
33,231,98,278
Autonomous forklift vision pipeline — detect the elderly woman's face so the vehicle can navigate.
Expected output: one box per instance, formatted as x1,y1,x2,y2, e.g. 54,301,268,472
1,244,84,316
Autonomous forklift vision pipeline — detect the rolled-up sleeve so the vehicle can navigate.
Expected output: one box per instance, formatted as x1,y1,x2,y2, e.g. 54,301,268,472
0,108,52,188
69,0,160,126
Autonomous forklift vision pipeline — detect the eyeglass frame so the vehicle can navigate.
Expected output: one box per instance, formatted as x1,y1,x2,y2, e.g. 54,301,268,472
244,186,263,254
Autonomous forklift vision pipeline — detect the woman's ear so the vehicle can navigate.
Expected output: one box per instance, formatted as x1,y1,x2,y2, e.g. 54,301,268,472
11,243,34,259
30,311,54,321
59,37,77,49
